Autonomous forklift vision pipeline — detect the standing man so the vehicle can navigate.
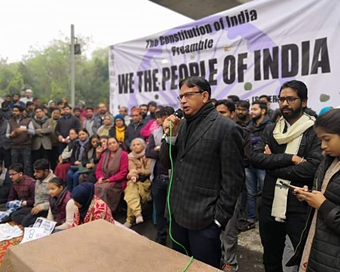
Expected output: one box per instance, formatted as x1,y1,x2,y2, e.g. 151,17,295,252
145,106,174,245
32,106,53,163
20,89,34,104
239,100,271,232
55,105,80,155
259,95,274,118
10,94,25,109
139,104,148,120
252,80,323,272
50,108,61,171
215,99,251,271
145,101,157,122
7,105,35,177
126,108,145,147
84,107,95,137
0,112,11,168
119,106,132,126
235,100,251,127
93,103,111,135
160,76,244,268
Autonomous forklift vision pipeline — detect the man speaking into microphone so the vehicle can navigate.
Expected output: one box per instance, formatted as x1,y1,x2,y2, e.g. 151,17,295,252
159,76,245,268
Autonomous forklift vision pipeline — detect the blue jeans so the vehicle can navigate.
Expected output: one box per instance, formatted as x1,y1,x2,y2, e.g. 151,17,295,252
66,169,80,192
245,167,265,222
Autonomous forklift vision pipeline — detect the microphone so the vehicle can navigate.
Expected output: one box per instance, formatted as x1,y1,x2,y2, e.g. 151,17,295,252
162,109,183,139
173,108,183,119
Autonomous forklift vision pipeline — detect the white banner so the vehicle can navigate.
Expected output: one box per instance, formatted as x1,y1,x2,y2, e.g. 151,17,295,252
109,0,340,114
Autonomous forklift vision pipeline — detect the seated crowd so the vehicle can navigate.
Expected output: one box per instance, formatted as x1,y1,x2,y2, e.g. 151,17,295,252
0,87,338,272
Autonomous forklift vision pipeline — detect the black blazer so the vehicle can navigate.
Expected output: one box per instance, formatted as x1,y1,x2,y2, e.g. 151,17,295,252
160,109,245,230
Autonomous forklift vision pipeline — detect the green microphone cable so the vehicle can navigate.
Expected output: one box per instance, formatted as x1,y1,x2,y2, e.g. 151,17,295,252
167,120,194,272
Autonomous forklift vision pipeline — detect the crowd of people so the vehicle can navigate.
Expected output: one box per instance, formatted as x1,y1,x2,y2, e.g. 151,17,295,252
0,79,339,272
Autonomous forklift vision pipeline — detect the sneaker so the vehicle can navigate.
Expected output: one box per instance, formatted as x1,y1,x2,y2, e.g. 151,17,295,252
136,214,144,224
123,221,132,228
238,220,255,232
221,263,239,271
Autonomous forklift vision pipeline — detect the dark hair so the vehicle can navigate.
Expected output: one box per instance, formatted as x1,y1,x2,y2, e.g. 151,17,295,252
304,107,318,118
107,136,128,152
13,93,21,98
33,159,50,171
26,101,34,107
215,99,235,113
57,101,64,106
49,177,65,188
52,108,61,113
99,135,109,141
155,111,162,118
69,128,78,135
160,106,175,117
252,100,268,114
78,128,89,135
73,107,81,112
227,95,240,103
63,104,71,110
271,109,282,123
279,80,308,100
12,105,24,112
236,100,250,110
90,134,99,142
179,76,211,98
314,109,340,135
34,106,45,112
210,98,217,104
5,94,11,98
9,163,24,173
33,97,40,102
139,104,148,108
259,95,271,102
86,107,94,111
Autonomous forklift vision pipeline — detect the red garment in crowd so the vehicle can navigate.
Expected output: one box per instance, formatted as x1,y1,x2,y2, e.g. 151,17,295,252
54,162,71,181
71,195,114,227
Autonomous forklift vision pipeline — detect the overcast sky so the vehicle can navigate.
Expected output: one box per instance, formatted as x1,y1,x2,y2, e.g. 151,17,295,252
0,0,193,63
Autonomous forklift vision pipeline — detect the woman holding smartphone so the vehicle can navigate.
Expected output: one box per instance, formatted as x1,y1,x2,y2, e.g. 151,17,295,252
292,109,340,272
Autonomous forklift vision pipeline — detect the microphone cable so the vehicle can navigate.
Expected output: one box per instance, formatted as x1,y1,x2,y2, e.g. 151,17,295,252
167,120,194,272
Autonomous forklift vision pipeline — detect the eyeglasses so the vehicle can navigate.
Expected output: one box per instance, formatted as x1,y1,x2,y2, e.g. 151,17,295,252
177,91,202,101
9,172,18,177
278,97,300,104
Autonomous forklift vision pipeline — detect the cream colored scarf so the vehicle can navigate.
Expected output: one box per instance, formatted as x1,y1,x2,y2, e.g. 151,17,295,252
299,158,340,271
271,113,315,222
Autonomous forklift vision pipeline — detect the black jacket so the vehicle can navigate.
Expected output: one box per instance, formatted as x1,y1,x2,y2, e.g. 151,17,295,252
108,126,129,149
251,123,323,213
126,121,144,147
287,156,340,271
55,115,80,138
70,140,91,165
159,110,245,230
0,171,12,204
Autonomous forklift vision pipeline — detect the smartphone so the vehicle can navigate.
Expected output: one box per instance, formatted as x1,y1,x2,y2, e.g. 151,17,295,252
279,181,312,193
279,181,298,190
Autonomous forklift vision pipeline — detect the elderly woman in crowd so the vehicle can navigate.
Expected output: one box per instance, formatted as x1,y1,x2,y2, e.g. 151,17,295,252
97,114,113,137
123,138,151,228
95,136,128,214
71,182,114,227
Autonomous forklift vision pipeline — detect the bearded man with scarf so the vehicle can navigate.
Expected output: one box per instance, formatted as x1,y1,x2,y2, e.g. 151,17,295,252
251,80,323,272
159,76,245,269
32,106,53,163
